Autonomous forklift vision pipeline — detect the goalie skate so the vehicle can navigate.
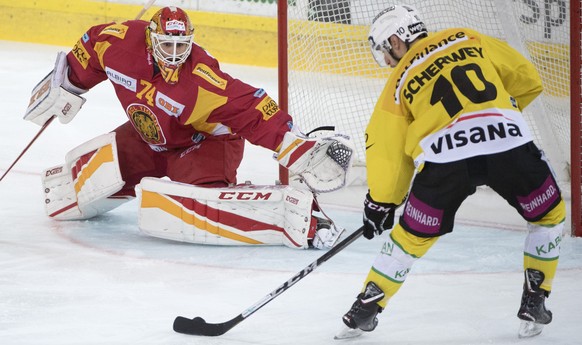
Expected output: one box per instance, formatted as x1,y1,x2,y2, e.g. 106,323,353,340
310,216,346,249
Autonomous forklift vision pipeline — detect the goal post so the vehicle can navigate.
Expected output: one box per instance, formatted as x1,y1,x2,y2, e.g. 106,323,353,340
571,0,581,236
277,0,581,236
278,0,290,186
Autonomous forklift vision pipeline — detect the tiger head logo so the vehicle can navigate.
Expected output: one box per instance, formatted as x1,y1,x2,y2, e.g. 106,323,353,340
126,104,166,145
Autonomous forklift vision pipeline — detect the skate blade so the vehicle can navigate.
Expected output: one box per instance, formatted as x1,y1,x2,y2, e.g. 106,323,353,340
518,320,544,338
334,325,363,340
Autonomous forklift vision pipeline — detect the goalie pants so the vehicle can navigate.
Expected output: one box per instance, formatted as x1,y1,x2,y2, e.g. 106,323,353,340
112,122,244,196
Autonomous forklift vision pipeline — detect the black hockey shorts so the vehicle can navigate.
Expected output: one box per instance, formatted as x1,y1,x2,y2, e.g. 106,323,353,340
400,142,563,238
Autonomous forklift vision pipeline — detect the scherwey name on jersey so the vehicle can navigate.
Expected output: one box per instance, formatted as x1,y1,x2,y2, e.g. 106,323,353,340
394,31,486,104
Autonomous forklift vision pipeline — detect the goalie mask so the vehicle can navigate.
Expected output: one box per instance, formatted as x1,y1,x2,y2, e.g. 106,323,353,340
146,6,194,84
368,5,427,67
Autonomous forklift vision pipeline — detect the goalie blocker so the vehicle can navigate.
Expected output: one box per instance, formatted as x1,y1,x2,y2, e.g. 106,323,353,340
24,51,87,126
138,177,344,249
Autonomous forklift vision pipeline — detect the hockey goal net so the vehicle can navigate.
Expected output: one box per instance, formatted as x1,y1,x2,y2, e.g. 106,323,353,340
278,0,581,236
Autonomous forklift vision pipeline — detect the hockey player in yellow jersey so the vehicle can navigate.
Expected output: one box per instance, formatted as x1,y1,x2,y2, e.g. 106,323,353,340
337,4,566,340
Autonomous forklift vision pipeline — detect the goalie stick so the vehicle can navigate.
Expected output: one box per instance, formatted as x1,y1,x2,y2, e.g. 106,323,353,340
0,116,55,182
173,226,365,336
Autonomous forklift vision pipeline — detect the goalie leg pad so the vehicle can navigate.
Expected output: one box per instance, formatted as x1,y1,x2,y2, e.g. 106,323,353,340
138,177,314,249
43,132,130,220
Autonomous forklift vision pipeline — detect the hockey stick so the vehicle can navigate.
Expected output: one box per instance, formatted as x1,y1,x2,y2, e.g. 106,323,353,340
134,0,157,20
173,226,365,336
0,116,56,182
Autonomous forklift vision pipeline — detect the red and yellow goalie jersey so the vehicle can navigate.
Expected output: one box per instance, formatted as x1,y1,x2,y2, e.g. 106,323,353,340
366,28,543,204
66,20,292,151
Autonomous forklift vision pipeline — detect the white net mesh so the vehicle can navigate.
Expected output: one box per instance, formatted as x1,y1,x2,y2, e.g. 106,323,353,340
284,0,571,189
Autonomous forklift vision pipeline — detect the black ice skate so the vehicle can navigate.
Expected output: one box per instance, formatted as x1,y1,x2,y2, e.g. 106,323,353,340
341,281,384,333
517,269,552,338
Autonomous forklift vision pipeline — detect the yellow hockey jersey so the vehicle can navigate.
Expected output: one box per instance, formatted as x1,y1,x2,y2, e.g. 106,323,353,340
366,28,543,204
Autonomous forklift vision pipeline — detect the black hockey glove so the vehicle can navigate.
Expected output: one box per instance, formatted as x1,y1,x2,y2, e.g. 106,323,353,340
363,192,396,239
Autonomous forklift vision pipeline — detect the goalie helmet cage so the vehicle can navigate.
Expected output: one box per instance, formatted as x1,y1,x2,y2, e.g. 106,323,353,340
277,0,582,237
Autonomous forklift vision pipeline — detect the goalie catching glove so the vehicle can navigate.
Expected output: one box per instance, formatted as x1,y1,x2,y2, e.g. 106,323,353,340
363,192,397,239
275,127,354,193
24,51,87,126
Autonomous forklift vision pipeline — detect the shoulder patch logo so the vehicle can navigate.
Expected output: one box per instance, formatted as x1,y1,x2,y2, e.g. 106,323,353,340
255,95,280,121
254,88,266,98
99,24,129,39
72,40,90,69
192,63,227,90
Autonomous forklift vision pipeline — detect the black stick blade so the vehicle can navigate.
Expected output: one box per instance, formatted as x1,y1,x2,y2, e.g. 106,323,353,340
173,315,242,336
